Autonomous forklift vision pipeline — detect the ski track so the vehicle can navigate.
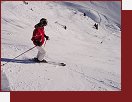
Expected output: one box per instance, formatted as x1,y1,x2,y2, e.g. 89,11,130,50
2,1,121,91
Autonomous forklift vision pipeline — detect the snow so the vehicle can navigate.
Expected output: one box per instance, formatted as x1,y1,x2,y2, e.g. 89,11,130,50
1,1,121,91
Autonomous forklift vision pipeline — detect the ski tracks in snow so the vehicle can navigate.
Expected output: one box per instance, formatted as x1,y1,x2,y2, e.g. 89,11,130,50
2,1,121,91
1,56,120,91
65,63,121,91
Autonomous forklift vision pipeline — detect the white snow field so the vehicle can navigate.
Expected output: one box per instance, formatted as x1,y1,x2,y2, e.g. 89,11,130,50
1,1,121,91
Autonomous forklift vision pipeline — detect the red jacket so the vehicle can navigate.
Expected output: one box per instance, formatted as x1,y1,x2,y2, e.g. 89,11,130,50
31,26,45,46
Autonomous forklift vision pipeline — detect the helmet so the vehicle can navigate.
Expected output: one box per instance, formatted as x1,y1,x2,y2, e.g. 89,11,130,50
40,18,47,26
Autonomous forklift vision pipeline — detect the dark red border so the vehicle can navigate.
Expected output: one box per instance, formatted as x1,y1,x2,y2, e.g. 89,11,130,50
10,91,124,102
122,10,132,96
1,0,132,102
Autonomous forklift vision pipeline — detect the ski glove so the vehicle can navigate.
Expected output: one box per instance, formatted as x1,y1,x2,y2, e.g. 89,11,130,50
45,35,49,40
34,40,42,46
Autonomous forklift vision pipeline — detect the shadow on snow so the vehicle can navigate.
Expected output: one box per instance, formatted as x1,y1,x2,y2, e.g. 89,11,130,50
1,58,34,64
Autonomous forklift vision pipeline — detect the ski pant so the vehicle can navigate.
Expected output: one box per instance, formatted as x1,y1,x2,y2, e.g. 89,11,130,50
36,46,46,61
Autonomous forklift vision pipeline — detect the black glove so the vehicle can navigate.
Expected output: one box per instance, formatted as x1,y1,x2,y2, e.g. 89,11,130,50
45,35,49,40
34,40,41,46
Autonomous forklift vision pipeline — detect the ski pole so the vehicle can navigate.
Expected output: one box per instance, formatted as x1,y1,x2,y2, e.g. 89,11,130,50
1,46,36,66
44,40,47,47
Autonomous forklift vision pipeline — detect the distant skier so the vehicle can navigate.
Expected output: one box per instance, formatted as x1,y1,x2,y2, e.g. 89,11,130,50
94,23,98,30
64,26,67,30
83,13,86,16
23,1,28,5
31,18,49,62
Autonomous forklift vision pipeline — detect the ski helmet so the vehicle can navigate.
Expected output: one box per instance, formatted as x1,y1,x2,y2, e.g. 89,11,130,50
40,18,47,26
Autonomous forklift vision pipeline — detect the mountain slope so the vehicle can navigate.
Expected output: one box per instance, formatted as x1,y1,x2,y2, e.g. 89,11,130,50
1,1,121,91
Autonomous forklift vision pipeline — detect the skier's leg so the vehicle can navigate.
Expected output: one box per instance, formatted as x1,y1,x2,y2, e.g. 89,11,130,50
36,46,46,61
36,50,41,59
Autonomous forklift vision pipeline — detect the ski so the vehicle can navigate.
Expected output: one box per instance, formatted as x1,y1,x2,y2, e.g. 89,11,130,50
30,58,66,66
46,61,66,66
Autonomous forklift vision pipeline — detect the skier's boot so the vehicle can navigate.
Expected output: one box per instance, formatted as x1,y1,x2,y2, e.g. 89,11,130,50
40,59,47,63
34,58,47,63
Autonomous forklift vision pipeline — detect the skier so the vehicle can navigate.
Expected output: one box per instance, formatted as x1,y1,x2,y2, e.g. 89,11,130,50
83,13,86,16
64,26,67,30
94,23,98,30
31,18,49,62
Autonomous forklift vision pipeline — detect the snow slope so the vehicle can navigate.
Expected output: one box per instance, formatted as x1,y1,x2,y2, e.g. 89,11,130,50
1,1,121,91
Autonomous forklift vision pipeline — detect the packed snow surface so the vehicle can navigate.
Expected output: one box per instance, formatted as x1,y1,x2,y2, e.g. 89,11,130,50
1,1,121,91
